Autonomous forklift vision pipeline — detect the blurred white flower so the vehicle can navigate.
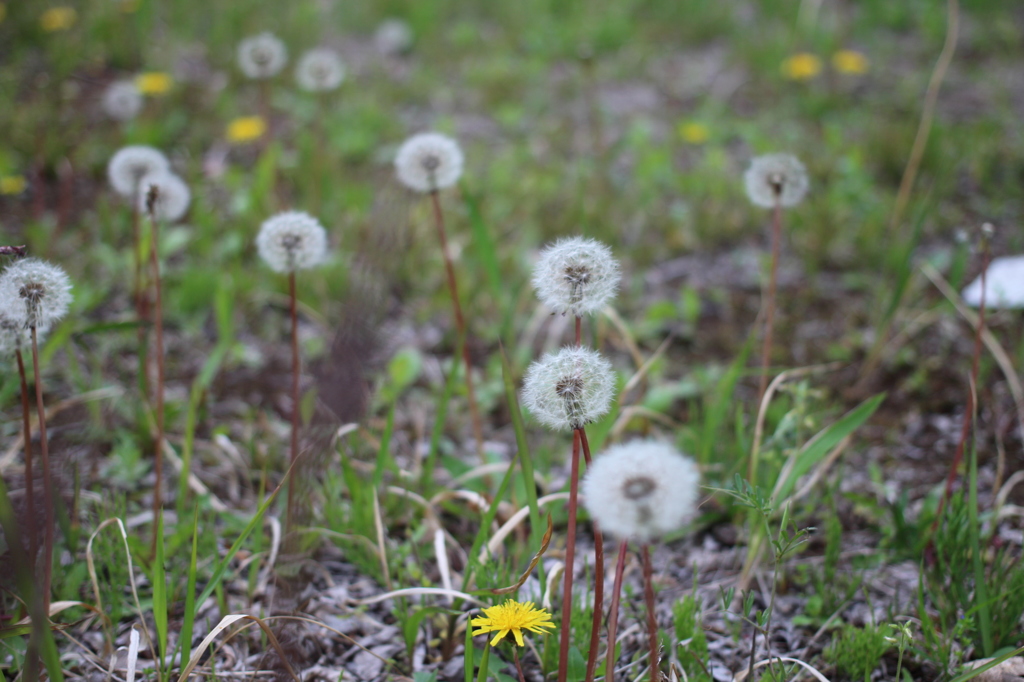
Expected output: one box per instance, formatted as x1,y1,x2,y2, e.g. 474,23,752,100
0,259,73,331
295,48,345,92
107,145,170,198
522,346,615,431
394,132,463,193
237,32,288,79
374,18,413,55
138,172,191,222
532,237,619,317
256,211,328,273
582,439,700,543
744,153,808,208
102,80,143,122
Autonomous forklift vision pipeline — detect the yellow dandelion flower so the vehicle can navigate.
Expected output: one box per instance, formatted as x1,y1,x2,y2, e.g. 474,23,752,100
832,50,869,75
40,6,76,32
0,176,27,195
136,72,173,95
470,600,555,647
679,121,709,145
781,53,822,81
227,116,267,143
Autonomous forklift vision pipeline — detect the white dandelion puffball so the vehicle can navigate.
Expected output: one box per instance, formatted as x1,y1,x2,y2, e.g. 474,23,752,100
296,48,345,92
582,439,700,543
256,211,328,273
394,132,464,193
374,18,413,55
237,32,288,79
107,145,170,197
0,259,73,331
522,346,616,431
532,237,620,317
102,80,143,122
0,316,32,355
744,153,809,208
138,172,191,222
962,255,1024,309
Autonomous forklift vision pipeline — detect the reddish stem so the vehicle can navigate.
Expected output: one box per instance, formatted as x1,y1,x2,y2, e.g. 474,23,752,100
429,189,485,462
132,195,150,398
513,646,528,682
642,544,660,682
757,200,783,405
16,349,37,565
30,326,53,617
286,271,300,532
149,210,165,555
580,429,604,682
604,540,628,682
557,428,583,682
575,315,582,346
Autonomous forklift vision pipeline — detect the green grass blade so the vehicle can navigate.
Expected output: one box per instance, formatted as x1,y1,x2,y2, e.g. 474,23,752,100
461,188,502,304
949,645,1024,682
423,332,464,491
463,449,519,593
700,339,751,466
373,403,396,490
968,441,993,655
177,504,200,674
152,510,168,673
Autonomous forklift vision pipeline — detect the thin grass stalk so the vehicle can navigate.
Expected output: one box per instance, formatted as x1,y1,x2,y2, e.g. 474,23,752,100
147,193,166,556
30,326,54,618
641,544,660,682
757,200,782,406
286,270,300,533
604,540,628,682
429,189,485,462
580,429,604,682
16,349,37,564
557,428,583,682
131,190,150,397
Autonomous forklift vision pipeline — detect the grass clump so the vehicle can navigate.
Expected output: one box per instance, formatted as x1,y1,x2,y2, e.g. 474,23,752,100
824,623,892,682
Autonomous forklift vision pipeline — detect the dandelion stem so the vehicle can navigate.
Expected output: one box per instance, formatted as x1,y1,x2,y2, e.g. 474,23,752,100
132,190,150,398
148,202,166,555
580,428,605,682
16,349,37,565
757,199,782,408
641,544,660,682
429,189,485,464
30,325,54,617
558,428,583,682
604,540,628,682
286,270,300,532
575,315,582,346
513,646,528,682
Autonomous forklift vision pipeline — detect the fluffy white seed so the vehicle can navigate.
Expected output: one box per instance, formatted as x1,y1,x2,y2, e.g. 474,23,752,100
532,237,620,317
295,48,345,92
256,211,328,273
102,80,143,122
138,172,191,222
107,146,170,198
394,132,464,193
744,153,809,208
0,259,73,331
521,346,616,431
582,439,700,543
374,18,413,55
237,32,288,80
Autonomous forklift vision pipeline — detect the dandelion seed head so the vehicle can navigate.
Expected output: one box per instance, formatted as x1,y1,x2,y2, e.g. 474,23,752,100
107,145,170,198
582,439,700,543
237,32,287,79
374,18,414,55
744,153,808,208
256,210,328,273
0,259,72,331
394,132,464,193
138,172,191,222
521,346,615,431
295,48,345,92
102,80,143,122
532,237,620,317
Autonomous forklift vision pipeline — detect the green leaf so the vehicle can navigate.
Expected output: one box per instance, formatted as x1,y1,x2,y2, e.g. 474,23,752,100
388,347,423,395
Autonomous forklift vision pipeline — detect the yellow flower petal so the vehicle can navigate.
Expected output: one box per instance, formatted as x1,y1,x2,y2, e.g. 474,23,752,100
0,175,27,195
136,72,173,95
40,6,76,32
471,600,554,647
226,116,267,143
832,50,869,75
781,52,822,81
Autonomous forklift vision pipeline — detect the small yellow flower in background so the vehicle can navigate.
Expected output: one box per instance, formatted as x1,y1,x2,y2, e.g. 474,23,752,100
119,0,140,13
781,52,822,81
832,50,869,75
679,121,710,145
136,72,173,95
40,6,76,32
227,116,267,143
0,176,27,196
471,600,554,647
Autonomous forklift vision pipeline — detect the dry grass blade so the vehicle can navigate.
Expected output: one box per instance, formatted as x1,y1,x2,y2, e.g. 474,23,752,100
351,587,487,607
163,440,228,512
542,561,564,611
481,492,570,562
732,656,831,682
372,488,392,590
175,613,300,682
491,514,554,595
125,626,140,682
621,333,673,395
434,528,454,602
